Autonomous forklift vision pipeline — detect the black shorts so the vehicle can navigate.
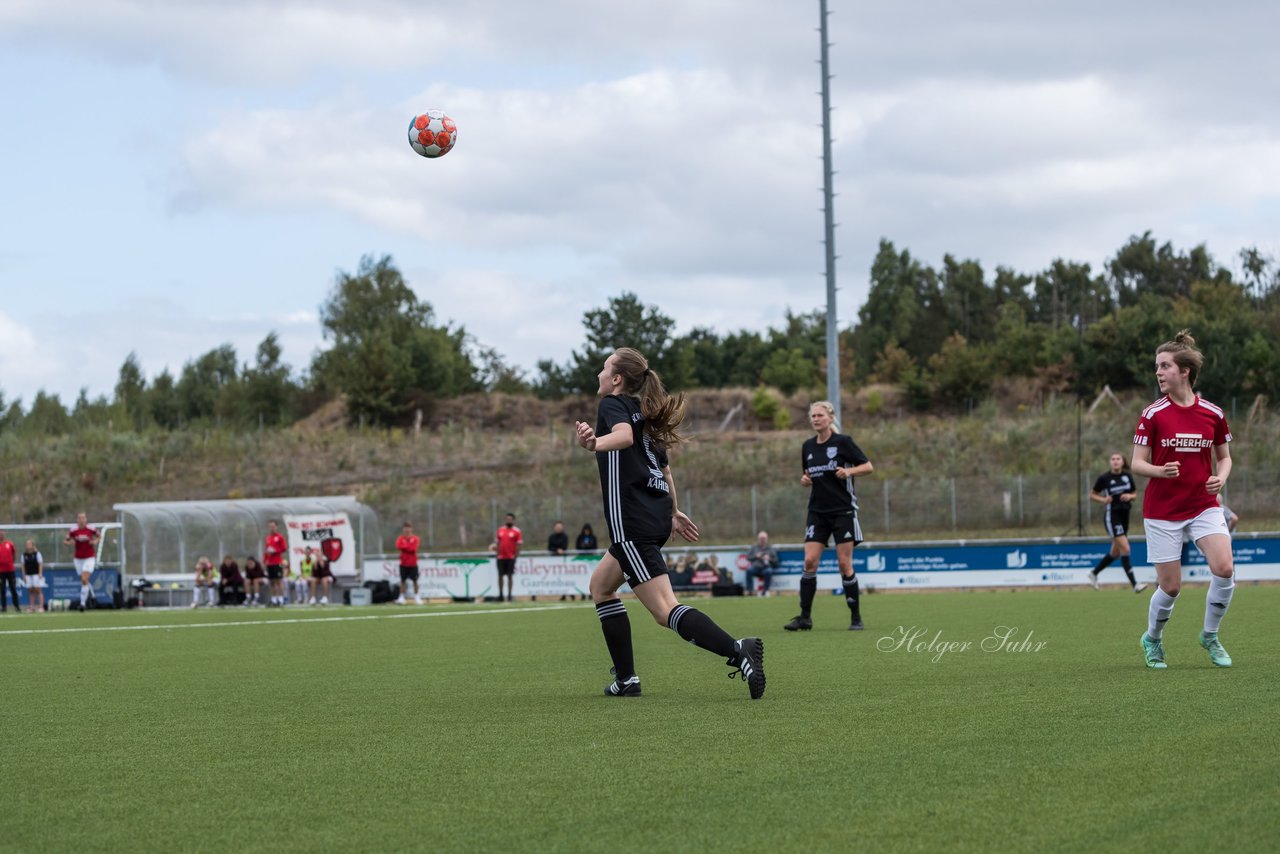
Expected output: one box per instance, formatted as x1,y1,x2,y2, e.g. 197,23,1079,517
266,566,284,581
804,510,863,547
400,564,419,582
1104,504,1131,538
608,537,670,587
496,558,516,576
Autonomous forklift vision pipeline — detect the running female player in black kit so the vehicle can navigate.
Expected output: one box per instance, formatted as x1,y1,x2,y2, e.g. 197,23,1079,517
785,400,874,631
1086,452,1147,593
575,347,765,700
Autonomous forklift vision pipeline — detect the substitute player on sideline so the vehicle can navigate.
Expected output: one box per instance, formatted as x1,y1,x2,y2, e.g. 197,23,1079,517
785,401,874,632
491,514,522,602
1086,453,1147,593
263,520,288,607
396,521,423,605
1131,330,1236,669
64,512,100,611
576,347,764,700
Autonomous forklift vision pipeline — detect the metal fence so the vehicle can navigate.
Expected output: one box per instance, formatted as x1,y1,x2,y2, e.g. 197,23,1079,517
368,470,1272,554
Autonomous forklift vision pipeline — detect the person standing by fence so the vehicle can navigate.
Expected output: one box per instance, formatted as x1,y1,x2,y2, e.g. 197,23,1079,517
744,530,780,596
491,513,522,603
396,521,423,605
263,520,288,607
0,530,18,613
22,539,45,613
785,401,874,632
1131,330,1236,670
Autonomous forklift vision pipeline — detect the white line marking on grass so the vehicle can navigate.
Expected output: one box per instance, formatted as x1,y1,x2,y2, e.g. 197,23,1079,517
0,604,583,636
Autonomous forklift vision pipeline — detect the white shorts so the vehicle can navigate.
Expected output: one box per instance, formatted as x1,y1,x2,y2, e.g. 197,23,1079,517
1144,507,1230,565
25,574,47,589
74,557,97,575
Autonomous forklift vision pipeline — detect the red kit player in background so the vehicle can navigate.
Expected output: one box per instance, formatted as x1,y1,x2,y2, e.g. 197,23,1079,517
396,521,422,605
491,514,522,602
263,520,288,607
1131,330,1236,670
65,512,100,611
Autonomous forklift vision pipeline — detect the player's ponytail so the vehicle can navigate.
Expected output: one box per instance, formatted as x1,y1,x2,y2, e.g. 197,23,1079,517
611,347,686,446
1156,328,1204,387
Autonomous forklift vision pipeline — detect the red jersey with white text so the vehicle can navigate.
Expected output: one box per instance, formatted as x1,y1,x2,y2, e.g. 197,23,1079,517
264,532,287,567
68,526,99,559
494,526,523,560
1132,395,1231,521
396,535,421,567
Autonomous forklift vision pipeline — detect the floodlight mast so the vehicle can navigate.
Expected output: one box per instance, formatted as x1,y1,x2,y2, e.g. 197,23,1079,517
819,0,840,422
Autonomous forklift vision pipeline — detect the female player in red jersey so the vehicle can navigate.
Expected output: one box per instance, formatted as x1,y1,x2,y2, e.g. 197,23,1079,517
1130,330,1235,669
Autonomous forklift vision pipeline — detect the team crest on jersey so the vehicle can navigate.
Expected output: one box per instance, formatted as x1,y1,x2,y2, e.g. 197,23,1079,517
827,447,838,459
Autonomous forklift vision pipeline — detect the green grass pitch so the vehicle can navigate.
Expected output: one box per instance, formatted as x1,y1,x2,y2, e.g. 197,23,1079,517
2,585,1277,852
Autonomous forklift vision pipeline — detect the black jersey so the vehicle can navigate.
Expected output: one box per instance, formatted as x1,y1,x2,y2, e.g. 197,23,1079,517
595,395,672,543
802,432,870,515
1092,472,1136,508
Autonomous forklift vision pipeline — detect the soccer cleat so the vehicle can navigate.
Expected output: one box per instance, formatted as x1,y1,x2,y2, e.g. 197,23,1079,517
849,619,865,631
1199,632,1232,667
308,597,317,605
1133,583,1148,594
604,667,642,697
1088,572,1100,591
320,596,329,605
728,637,766,700
1141,633,1167,669
415,597,423,605
396,596,405,605
783,615,813,632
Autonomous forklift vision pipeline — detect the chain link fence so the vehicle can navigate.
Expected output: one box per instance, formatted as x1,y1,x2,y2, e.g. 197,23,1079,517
370,470,1271,553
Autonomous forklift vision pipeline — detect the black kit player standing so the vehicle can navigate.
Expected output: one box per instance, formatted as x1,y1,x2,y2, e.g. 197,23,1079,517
785,400,874,632
1086,453,1147,593
575,347,765,700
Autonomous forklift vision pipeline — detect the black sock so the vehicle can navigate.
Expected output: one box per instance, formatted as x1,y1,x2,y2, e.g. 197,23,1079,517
1092,555,1114,574
667,604,737,658
842,574,861,621
595,599,635,680
1121,556,1136,586
799,575,817,618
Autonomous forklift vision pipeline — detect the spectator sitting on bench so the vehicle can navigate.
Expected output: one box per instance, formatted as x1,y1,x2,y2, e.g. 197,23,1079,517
192,556,218,608
218,555,245,606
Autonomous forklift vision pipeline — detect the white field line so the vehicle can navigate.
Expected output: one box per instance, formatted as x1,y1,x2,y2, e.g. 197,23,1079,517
0,603,583,636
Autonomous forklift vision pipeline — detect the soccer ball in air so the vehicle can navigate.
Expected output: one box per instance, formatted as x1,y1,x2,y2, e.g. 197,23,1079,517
408,110,457,158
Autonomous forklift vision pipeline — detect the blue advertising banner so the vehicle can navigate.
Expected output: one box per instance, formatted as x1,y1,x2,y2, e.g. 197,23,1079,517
16,567,119,609
743,537,1280,591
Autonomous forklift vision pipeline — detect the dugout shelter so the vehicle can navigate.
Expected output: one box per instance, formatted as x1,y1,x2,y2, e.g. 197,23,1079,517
114,495,381,582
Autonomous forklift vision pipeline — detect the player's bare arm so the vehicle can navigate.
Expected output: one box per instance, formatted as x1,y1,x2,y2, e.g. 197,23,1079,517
1130,444,1180,479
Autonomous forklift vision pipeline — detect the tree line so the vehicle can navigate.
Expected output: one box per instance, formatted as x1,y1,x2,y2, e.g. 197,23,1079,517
3,232,1279,435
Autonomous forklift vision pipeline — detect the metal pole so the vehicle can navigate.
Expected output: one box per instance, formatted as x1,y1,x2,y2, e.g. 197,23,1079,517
883,479,890,534
428,500,434,548
751,485,758,535
950,478,957,530
819,0,840,421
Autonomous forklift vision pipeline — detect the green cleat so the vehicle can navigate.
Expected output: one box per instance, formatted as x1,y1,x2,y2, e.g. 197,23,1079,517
1141,633,1167,669
1199,632,1233,667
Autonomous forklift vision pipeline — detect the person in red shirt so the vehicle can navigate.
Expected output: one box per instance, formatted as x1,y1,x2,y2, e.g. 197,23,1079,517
0,530,18,614
395,521,423,605
64,512,100,611
490,513,522,602
263,520,288,607
1131,330,1235,670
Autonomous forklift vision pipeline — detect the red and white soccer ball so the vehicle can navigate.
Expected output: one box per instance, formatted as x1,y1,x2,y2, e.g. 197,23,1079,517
408,110,457,158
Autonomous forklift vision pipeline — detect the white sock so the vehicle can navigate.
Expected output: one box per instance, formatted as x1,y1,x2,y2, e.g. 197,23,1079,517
208,589,217,604
1147,587,1177,639
1204,574,1235,634
80,584,90,606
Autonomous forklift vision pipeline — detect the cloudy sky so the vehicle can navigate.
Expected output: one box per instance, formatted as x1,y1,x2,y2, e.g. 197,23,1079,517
2,1,1278,404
